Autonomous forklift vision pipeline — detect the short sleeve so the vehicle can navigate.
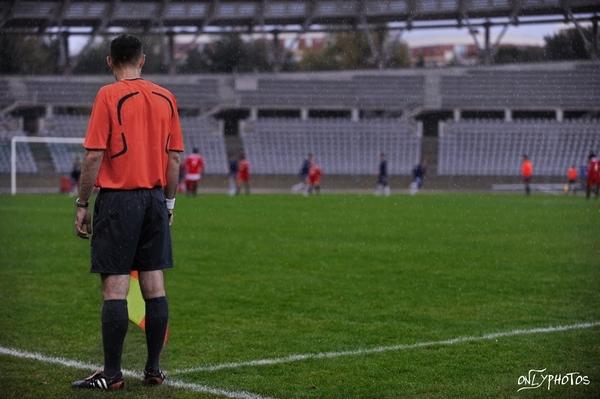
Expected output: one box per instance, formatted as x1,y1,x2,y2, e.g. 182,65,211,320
83,88,111,150
168,96,185,152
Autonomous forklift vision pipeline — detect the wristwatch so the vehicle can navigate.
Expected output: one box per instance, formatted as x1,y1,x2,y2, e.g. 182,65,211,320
75,197,89,208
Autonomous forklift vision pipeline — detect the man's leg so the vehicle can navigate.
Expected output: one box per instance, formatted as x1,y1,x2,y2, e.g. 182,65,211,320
139,270,168,373
101,274,130,378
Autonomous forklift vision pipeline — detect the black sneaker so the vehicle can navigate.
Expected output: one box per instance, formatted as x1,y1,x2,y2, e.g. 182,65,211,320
72,370,124,390
142,369,166,385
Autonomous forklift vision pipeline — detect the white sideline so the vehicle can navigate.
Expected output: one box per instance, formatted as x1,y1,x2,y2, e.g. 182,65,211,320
173,320,600,375
0,346,272,399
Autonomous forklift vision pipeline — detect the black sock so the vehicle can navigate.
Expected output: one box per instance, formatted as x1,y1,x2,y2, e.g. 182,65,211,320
102,299,128,378
145,296,169,371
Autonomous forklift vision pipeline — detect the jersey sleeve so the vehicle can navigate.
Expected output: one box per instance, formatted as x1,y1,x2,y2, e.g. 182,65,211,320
83,88,111,150
168,96,185,152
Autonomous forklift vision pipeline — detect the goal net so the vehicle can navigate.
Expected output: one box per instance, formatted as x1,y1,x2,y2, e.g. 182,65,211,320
9,136,84,195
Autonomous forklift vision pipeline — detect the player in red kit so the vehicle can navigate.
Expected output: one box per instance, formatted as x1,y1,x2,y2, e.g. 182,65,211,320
184,147,204,196
237,154,250,195
586,152,599,199
307,161,322,196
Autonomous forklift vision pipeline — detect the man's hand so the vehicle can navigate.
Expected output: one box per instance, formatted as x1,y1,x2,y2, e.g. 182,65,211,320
168,209,174,226
75,207,92,239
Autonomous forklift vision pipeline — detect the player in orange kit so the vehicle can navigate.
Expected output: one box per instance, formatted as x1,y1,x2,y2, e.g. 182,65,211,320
237,154,250,195
566,165,578,194
184,147,204,196
521,154,533,196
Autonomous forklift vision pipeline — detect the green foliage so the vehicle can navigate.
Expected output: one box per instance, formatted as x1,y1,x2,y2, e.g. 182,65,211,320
179,34,294,73
544,28,591,60
0,35,60,74
494,45,545,64
0,194,599,398
73,36,167,74
298,31,410,71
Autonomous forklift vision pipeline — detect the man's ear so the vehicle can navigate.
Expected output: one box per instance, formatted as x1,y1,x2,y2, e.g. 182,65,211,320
106,56,113,69
138,54,146,69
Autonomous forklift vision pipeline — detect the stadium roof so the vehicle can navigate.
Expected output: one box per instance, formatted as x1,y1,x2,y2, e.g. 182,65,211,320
1,0,599,34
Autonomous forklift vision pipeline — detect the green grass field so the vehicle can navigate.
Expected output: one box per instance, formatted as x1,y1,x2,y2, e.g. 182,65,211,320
0,193,599,398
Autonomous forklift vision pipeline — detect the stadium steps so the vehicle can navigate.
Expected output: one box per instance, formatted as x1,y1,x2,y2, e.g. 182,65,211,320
29,142,55,175
420,136,438,175
224,134,244,159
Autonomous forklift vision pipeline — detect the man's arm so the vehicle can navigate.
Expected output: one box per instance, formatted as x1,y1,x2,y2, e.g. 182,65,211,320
165,150,181,225
74,150,104,238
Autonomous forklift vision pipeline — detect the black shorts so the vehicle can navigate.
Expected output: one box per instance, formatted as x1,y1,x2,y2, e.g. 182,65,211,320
91,187,173,274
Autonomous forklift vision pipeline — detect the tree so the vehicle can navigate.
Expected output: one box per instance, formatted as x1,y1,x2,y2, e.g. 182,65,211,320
0,35,59,74
493,45,545,64
178,34,292,73
73,36,168,74
298,31,410,71
544,28,591,60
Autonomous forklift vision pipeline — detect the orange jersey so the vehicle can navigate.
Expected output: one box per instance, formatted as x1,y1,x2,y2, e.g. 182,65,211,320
238,159,250,181
567,167,578,181
83,78,184,189
521,160,533,178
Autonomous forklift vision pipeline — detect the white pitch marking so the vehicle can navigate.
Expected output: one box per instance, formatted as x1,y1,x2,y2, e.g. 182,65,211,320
173,320,600,375
0,346,273,399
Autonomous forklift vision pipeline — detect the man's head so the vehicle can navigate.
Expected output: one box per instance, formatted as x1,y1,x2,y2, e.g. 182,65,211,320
308,153,313,161
522,154,529,161
590,151,597,161
193,147,199,154
107,35,145,75
380,152,385,160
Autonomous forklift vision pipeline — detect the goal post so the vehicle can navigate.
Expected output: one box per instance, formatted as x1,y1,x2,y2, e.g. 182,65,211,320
10,136,84,195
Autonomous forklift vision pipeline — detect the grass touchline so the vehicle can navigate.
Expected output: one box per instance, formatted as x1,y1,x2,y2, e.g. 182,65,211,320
171,320,600,375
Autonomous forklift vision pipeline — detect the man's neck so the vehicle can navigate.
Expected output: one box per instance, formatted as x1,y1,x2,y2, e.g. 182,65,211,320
113,68,142,81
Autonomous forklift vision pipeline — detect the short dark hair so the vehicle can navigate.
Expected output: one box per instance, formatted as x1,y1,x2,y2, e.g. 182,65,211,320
110,34,143,66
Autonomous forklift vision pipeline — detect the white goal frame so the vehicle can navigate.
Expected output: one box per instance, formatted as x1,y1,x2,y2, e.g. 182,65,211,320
10,136,84,195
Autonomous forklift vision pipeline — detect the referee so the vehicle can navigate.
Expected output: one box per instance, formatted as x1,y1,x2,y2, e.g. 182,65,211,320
72,34,184,390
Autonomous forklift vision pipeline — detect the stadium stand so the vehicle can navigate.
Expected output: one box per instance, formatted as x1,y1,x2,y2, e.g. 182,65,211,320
438,120,600,176
440,66,600,109
163,79,222,109
180,116,228,174
0,79,15,107
41,115,88,138
353,75,425,109
24,80,99,106
241,118,421,174
0,139,37,173
239,75,425,109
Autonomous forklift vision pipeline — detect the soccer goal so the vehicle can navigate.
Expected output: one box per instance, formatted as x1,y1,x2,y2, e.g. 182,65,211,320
10,136,84,195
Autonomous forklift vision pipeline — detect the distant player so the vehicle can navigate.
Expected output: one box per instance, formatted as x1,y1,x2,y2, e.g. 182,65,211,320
521,154,533,196
184,147,204,196
566,165,578,194
307,161,322,196
292,153,312,193
586,152,599,199
237,154,250,195
375,152,390,197
228,155,238,196
70,155,81,195
410,161,426,195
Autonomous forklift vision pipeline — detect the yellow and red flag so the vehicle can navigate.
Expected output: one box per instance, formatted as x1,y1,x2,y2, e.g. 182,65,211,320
127,271,169,344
